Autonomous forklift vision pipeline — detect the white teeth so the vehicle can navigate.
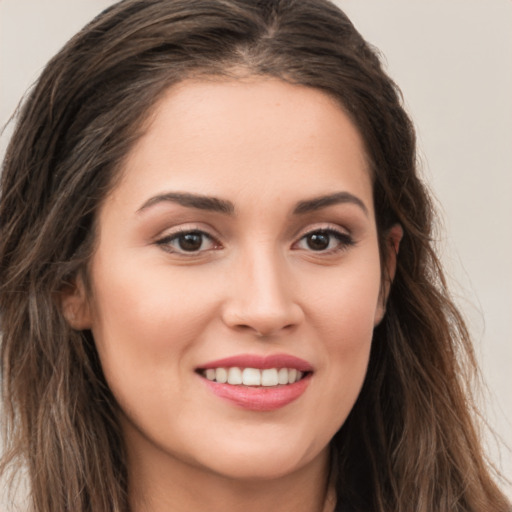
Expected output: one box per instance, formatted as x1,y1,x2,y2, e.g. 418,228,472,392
278,367,289,385
215,367,228,383
261,368,279,386
227,367,242,385
202,367,307,387
242,368,261,386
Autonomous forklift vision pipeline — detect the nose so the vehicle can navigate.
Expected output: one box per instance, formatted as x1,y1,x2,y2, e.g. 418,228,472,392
221,248,304,337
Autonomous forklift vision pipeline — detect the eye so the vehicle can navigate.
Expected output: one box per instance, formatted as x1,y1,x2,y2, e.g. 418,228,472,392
156,230,219,254
295,229,354,253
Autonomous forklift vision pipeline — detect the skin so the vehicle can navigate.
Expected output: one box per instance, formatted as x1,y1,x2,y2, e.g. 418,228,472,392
64,78,400,512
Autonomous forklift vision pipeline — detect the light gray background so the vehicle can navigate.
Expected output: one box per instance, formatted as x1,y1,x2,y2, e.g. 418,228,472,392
1,0,511,506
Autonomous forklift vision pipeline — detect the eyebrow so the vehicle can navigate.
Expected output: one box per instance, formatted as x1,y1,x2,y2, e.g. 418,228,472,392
137,190,368,217
293,192,369,216
137,192,235,215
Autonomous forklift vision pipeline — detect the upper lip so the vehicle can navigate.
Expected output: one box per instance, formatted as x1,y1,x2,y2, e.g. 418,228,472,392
197,353,314,372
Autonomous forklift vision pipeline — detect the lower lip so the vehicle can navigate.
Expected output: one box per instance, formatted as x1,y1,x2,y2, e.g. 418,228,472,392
200,374,312,412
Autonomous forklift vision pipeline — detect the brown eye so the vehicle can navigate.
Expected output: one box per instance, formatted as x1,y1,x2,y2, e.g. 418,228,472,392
178,232,204,251
305,232,330,251
296,229,354,253
157,230,218,254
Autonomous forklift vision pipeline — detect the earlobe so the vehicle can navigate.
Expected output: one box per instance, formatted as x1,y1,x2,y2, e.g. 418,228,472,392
374,223,403,325
60,274,92,330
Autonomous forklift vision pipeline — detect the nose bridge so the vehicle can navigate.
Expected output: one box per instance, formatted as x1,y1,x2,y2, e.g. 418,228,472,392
223,243,302,335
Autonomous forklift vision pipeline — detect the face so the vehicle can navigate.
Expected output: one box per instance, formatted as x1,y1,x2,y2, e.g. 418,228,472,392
66,78,398,484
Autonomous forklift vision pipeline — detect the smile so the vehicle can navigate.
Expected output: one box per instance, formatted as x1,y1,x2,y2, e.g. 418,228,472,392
199,367,306,387
196,354,314,411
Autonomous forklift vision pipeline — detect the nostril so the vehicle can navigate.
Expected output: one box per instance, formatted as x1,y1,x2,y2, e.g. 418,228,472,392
246,322,298,338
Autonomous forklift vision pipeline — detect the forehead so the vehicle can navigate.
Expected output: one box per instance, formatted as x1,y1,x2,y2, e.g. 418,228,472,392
110,78,373,215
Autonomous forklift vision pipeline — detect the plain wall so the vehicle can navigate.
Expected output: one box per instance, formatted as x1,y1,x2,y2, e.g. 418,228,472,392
1,0,511,506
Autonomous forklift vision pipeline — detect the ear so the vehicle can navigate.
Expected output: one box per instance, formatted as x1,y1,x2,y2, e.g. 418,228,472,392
60,274,93,330
374,223,403,326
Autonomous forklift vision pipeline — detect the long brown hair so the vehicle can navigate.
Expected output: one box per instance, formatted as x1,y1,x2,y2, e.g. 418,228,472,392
0,1,509,510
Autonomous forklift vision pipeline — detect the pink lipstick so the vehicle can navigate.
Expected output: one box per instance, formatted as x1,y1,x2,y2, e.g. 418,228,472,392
196,353,313,412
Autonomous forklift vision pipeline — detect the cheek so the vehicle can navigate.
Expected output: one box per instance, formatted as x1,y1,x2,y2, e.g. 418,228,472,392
87,256,220,411
90,251,216,346
302,252,381,426
305,249,382,342
327,265,380,369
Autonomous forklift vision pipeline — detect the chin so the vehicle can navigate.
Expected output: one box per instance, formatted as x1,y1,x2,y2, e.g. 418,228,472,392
198,447,325,482
180,425,330,482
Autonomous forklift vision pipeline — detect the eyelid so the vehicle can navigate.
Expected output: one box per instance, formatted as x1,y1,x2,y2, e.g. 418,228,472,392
293,222,352,241
153,222,220,242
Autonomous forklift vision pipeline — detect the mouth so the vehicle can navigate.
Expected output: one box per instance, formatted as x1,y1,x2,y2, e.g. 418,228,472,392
196,354,314,411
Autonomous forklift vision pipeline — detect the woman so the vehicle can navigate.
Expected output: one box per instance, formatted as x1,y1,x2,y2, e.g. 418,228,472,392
0,0,509,511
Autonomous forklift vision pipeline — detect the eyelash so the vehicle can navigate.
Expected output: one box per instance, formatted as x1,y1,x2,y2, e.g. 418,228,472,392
155,226,354,256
